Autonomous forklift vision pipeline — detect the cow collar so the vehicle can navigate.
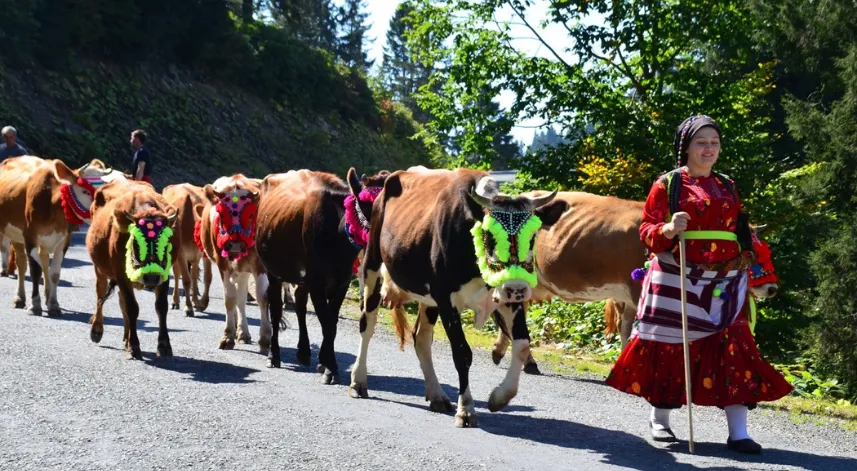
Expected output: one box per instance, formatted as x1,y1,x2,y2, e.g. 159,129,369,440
748,235,777,287
344,186,382,249
471,210,543,288
59,177,98,225
214,193,258,261
125,216,173,283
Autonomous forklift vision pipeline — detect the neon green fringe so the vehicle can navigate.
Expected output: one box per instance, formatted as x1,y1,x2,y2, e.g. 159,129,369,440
125,224,174,283
471,213,542,288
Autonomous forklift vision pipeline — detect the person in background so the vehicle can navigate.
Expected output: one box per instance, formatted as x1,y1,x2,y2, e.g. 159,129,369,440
129,129,153,185
0,126,28,161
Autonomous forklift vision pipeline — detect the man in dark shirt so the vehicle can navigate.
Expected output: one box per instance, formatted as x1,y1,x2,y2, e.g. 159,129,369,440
0,126,28,161
129,129,153,185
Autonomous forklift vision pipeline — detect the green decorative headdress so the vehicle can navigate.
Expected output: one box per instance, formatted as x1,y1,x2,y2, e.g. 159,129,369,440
125,215,174,283
471,210,543,288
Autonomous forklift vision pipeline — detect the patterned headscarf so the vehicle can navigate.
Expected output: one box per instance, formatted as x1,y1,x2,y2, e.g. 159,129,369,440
673,114,722,167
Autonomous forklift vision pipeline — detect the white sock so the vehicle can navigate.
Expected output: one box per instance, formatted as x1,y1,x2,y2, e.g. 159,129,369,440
650,407,671,431
725,404,751,440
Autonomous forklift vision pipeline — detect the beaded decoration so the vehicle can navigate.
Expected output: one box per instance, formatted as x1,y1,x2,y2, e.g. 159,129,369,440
471,210,543,288
59,177,98,225
214,192,258,261
125,216,173,283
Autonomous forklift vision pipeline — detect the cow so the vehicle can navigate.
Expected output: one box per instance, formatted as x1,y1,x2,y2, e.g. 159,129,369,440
488,191,780,371
349,166,568,427
86,179,180,359
0,156,123,316
162,183,213,316
255,168,388,384
196,174,271,352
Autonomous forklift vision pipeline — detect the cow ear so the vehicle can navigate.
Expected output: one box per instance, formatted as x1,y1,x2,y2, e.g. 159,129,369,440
193,203,205,220
347,167,362,196
203,184,221,204
112,208,137,233
461,188,486,222
51,159,78,186
91,187,109,215
533,200,568,227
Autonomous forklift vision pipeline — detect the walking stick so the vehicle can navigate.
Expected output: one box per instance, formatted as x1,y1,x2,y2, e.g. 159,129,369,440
678,232,695,453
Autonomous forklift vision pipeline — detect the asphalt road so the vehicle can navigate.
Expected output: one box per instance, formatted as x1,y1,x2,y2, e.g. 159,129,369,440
1,233,855,471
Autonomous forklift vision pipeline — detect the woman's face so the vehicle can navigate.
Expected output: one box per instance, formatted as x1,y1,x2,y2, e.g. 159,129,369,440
686,126,721,171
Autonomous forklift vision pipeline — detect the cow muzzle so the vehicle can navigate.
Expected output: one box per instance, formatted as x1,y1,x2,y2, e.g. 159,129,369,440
751,283,778,299
493,282,532,304
142,274,162,288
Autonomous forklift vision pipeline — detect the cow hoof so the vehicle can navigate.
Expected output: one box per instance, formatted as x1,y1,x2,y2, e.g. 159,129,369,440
296,350,311,367
27,307,42,316
488,387,513,412
455,411,478,428
429,397,455,413
184,309,194,317
157,343,173,358
126,348,143,360
321,369,339,385
284,301,296,311
258,337,271,353
47,306,62,318
0,270,6,277
13,298,25,309
316,363,326,374
218,338,235,350
237,334,252,345
171,302,180,310
523,362,542,375
349,383,369,399
197,298,209,312
491,350,504,365
267,357,281,369
90,328,103,344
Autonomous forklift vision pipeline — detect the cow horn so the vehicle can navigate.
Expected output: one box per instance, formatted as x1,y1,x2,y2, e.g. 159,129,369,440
79,163,90,173
469,188,494,209
166,211,178,223
124,211,137,223
528,190,558,209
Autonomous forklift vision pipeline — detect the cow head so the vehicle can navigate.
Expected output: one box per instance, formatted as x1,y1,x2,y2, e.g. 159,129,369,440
118,201,179,289
748,228,778,298
55,159,122,225
465,179,568,304
204,175,261,261
344,167,390,249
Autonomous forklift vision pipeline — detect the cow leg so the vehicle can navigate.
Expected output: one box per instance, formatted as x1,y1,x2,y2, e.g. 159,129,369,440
12,243,27,309
197,257,212,312
314,279,348,385
46,244,65,317
117,282,142,360
283,283,296,310
26,243,44,316
219,270,237,350
488,303,530,413
437,301,476,428
154,279,173,358
171,262,182,310
178,257,194,317
266,274,284,368
256,272,272,354
620,303,636,351
349,268,381,399
491,316,510,365
190,260,201,310
415,305,453,412
293,284,311,367
235,271,252,344
0,236,9,277
90,271,109,343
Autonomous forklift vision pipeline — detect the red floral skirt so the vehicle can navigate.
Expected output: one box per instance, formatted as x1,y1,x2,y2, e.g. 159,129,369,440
605,303,793,407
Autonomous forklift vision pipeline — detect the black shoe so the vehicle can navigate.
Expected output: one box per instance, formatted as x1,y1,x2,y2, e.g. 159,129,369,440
727,437,762,454
650,422,678,442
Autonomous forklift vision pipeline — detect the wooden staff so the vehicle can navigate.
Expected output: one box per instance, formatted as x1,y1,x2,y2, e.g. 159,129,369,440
678,232,695,453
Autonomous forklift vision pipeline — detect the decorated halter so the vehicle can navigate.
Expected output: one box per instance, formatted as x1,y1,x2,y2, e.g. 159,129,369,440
748,232,777,287
126,214,173,283
344,186,382,249
59,177,99,225
471,209,543,288
214,192,258,261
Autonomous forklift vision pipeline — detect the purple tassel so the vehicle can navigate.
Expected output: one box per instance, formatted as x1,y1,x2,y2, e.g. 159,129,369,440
631,268,647,282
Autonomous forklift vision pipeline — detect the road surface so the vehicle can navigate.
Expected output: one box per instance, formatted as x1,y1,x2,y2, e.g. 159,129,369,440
0,232,855,470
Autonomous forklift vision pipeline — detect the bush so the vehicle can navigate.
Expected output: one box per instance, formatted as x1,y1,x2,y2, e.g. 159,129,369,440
527,299,622,362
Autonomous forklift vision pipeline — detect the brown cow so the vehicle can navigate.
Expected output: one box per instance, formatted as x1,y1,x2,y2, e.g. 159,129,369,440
162,183,213,315
255,168,388,383
86,179,179,359
0,156,123,316
197,174,271,352
350,166,567,427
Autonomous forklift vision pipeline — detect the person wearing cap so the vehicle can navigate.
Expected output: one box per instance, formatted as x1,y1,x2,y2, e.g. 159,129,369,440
605,114,792,454
129,129,153,185
0,126,28,160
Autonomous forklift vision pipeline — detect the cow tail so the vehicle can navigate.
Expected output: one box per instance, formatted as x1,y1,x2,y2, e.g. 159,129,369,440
604,298,619,335
99,280,118,305
391,303,410,351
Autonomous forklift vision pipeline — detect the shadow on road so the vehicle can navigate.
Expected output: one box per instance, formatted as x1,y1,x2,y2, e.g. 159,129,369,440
666,441,857,471
53,310,188,334
61,255,91,269
143,353,259,384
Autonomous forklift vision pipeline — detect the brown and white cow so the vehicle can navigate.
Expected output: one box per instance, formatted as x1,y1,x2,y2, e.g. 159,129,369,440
350,166,567,427
255,168,388,383
0,156,123,316
86,179,180,359
162,183,213,316
489,191,781,371
197,174,271,352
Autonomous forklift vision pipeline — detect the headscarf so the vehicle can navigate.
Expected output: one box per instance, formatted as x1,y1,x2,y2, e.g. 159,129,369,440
673,114,722,167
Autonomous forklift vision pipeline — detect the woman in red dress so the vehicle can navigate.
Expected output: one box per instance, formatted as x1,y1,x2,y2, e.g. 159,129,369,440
605,114,792,454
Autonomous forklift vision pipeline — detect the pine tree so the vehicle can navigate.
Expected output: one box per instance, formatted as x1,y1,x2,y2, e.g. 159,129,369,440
335,0,373,71
380,1,433,123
